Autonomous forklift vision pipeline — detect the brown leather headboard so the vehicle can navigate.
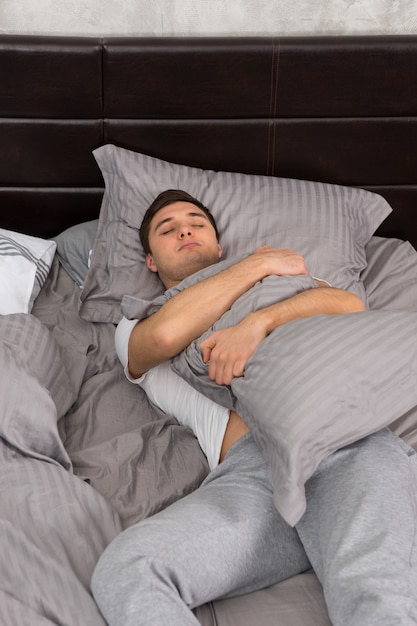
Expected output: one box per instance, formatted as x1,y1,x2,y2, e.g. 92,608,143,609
1,34,417,247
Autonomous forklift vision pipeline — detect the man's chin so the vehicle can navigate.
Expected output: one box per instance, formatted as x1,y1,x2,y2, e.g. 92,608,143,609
177,253,219,280
159,251,220,288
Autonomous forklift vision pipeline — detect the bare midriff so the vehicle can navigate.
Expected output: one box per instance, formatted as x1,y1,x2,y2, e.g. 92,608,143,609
219,410,250,463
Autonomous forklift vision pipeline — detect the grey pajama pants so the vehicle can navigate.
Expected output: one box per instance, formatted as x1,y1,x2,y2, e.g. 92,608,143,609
91,429,417,625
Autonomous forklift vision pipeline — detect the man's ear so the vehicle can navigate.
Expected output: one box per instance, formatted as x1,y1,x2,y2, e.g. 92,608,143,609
218,244,222,259
145,253,158,273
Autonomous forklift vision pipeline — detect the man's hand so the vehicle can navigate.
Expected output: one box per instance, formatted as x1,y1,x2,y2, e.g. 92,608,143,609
251,246,308,277
200,313,267,385
200,282,365,386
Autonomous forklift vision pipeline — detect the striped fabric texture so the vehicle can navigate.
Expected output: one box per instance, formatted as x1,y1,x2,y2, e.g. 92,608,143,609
0,228,56,314
80,144,392,323
127,259,417,526
123,258,417,524
0,313,88,461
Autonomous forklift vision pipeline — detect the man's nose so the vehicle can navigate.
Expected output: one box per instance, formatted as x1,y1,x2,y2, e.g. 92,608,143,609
179,227,192,238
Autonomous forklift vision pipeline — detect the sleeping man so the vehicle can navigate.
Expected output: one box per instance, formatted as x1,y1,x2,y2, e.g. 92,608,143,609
92,189,417,626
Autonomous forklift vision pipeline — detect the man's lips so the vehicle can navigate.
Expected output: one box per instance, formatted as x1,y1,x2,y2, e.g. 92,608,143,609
178,241,200,251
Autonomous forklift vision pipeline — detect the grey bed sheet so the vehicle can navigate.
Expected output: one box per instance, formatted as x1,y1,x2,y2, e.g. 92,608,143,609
6,250,417,626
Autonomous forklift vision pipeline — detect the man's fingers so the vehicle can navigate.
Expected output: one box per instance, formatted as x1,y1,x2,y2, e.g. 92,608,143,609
208,355,246,386
201,336,215,363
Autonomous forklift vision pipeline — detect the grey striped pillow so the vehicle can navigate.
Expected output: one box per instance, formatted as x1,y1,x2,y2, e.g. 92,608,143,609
163,265,417,526
122,258,417,526
80,144,392,323
230,309,417,526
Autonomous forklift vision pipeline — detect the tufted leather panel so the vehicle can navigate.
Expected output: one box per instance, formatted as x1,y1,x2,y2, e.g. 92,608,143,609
0,35,102,118
102,37,277,119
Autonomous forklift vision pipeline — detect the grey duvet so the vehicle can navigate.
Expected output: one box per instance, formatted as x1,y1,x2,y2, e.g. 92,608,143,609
1,260,208,626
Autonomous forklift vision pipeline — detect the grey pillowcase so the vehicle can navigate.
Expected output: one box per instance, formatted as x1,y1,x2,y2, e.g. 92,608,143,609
79,144,392,323
362,236,417,311
0,314,88,464
361,236,417,453
217,309,417,525
175,301,417,525
122,261,417,526
53,219,99,287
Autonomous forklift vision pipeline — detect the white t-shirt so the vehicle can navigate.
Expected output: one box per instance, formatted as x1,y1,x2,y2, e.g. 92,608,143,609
115,317,230,470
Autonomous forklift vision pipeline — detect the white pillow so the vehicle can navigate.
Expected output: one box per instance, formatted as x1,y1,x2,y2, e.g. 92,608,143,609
0,228,56,314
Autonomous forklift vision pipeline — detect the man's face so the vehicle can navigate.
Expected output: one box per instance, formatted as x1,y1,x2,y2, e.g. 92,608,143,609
146,201,222,288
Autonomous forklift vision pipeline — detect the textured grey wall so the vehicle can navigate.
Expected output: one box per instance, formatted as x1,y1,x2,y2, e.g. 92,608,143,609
1,0,416,36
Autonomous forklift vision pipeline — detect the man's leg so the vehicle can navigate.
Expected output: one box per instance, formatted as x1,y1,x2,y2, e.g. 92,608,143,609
297,428,417,626
91,434,310,626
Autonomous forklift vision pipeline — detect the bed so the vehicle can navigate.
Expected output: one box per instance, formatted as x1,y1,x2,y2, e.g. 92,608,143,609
1,33,417,625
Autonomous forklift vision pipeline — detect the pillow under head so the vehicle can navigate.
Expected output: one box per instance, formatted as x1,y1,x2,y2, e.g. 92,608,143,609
79,144,392,323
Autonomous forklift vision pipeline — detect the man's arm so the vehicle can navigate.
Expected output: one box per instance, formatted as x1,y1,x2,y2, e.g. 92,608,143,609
200,284,365,385
127,247,308,378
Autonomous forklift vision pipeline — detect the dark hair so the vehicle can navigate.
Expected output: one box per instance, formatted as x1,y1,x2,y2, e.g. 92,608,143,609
139,189,219,254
